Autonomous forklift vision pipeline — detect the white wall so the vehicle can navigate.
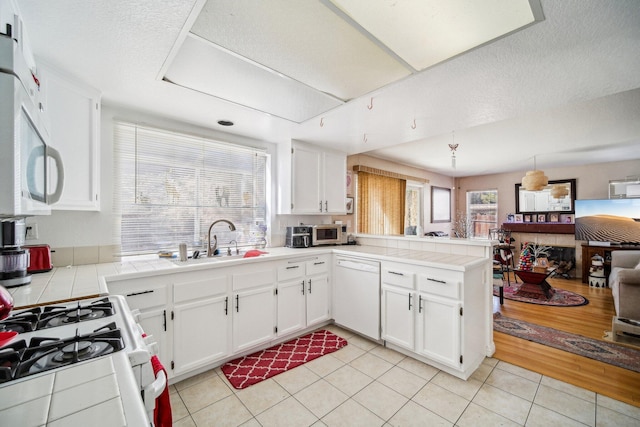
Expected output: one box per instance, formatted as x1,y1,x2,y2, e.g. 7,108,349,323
456,159,640,223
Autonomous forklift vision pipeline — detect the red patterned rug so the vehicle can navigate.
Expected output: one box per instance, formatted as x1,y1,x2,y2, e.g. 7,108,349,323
221,330,347,389
494,313,640,373
493,283,588,307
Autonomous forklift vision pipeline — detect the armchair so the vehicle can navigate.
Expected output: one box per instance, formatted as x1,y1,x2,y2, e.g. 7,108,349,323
609,251,640,341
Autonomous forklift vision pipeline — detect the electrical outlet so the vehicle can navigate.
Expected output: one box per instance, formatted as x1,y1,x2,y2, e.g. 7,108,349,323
25,223,38,240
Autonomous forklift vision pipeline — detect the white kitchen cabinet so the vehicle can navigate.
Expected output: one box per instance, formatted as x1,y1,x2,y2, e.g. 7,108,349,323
276,274,306,336
107,279,172,371
381,286,415,350
172,274,230,376
38,61,101,211
276,255,331,337
232,267,277,353
379,259,488,379
416,293,461,368
289,143,346,214
381,263,416,350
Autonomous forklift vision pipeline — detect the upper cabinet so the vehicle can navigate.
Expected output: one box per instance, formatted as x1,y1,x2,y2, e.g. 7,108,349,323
278,141,346,215
39,62,101,211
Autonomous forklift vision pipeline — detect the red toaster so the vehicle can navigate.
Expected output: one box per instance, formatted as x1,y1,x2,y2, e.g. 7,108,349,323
24,245,53,273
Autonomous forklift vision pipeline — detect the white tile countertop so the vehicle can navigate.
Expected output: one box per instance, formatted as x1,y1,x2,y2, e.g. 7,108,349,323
0,353,149,427
8,242,492,309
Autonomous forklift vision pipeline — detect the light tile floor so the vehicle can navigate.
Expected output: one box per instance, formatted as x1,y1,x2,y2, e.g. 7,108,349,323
169,325,640,426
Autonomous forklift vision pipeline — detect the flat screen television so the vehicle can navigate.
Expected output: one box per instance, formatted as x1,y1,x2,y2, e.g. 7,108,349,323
574,198,640,244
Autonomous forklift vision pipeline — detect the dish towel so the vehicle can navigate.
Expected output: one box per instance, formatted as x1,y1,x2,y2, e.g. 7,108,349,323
150,355,172,427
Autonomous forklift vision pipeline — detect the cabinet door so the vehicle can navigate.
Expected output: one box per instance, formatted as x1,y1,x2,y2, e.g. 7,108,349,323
233,286,276,353
291,146,322,213
416,294,461,368
173,295,230,376
306,274,330,326
39,63,101,211
277,278,306,336
138,307,170,372
322,151,346,214
381,286,415,350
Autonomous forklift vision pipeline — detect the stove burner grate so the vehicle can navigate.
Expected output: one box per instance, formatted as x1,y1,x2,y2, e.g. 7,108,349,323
37,298,115,330
0,322,125,382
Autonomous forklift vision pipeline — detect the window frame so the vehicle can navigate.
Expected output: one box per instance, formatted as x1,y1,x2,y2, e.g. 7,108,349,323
465,189,498,239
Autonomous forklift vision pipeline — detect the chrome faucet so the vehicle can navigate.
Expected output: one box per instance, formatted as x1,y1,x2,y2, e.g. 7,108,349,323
227,240,238,256
207,219,236,257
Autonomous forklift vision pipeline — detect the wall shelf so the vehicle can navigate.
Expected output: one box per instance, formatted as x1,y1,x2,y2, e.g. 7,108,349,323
502,223,575,234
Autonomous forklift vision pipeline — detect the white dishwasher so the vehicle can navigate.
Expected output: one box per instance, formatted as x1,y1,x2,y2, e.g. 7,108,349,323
333,256,381,340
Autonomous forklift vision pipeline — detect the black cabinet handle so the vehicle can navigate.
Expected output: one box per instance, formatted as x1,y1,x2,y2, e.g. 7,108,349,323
388,271,404,276
126,289,154,297
224,296,228,315
308,279,312,294
324,201,328,211
162,310,167,331
301,280,305,295
286,265,300,270
427,277,446,284
236,294,239,313
419,295,423,313
313,261,325,266
319,201,323,212
408,294,412,310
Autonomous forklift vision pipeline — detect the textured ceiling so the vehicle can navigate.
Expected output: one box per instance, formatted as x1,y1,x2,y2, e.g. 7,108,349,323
16,0,640,177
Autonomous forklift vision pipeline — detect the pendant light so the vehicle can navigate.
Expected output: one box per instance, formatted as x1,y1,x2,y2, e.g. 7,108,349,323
550,184,569,199
521,155,548,191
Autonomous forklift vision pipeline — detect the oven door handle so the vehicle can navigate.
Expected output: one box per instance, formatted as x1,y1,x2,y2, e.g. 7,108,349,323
145,368,167,402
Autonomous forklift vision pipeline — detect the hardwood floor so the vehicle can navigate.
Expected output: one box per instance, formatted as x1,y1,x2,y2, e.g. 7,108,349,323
492,275,640,408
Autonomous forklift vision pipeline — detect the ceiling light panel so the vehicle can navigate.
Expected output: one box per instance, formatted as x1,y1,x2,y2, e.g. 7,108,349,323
164,34,343,123
329,0,539,70
189,0,411,101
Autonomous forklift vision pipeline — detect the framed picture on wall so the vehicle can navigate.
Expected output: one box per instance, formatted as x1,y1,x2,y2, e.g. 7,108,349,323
514,214,524,223
549,213,559,222
537,214,546,223
431,186,451,223
523,214,532,223
346,197,353,214
346,171,353,196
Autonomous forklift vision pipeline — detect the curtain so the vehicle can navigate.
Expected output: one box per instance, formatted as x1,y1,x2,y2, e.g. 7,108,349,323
357,172,406,235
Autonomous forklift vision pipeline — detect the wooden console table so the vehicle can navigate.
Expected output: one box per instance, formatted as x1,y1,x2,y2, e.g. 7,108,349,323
581,244,640,283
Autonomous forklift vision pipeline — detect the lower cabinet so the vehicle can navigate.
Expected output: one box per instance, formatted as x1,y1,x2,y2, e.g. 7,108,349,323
232,267,277,353
381,285,415,350
276,256,331,337
107,279,171,370
172,274,230,376
415,293,461,368
380,260,488,379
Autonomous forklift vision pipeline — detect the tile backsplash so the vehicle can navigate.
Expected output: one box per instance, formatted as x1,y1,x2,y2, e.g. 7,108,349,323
51,245,120,267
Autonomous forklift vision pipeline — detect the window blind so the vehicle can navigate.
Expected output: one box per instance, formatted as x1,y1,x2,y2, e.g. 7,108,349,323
113,122,268,254
357,172,406,235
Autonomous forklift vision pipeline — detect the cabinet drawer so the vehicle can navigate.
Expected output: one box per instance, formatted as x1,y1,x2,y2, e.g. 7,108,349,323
306,258,329,276
417,269,461,299
174,275,227,304
382,266,415,289
278,263,305,281
121,285,168,310
233,268,276,291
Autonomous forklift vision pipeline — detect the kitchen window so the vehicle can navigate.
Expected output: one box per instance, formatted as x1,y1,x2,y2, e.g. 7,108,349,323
113,122,268,254
466,189,498,239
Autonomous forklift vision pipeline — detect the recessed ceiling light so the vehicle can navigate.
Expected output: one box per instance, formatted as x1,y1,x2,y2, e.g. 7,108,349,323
217,120,234,126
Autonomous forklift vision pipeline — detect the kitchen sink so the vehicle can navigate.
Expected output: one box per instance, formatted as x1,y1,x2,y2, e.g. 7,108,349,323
170,250,264,265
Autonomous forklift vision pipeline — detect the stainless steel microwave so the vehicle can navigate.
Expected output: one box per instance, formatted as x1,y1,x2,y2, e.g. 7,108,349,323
311,224,345,246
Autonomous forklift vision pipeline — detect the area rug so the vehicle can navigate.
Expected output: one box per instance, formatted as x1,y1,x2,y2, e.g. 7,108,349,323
221,330,347,389
494,313,640,373
493,283,588,307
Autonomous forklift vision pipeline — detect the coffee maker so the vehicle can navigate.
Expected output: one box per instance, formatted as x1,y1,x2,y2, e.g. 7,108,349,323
0,218,31,287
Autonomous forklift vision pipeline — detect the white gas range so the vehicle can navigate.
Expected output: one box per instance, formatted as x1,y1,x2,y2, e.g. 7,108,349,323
0,295,165,426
